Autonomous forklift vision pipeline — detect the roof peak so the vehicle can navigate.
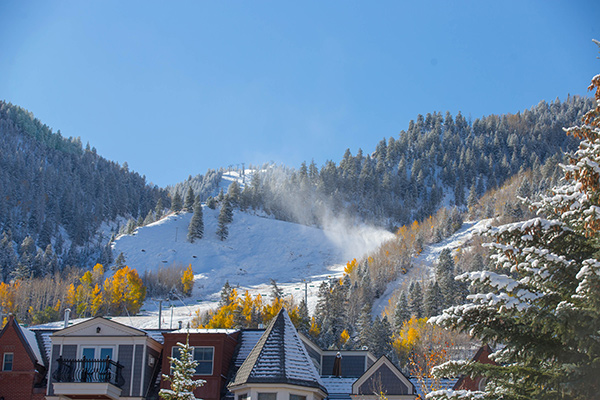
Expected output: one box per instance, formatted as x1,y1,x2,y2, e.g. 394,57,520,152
229,308,327,393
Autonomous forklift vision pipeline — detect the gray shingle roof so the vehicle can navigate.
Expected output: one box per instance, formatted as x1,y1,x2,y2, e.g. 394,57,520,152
235,330,265,368
229,308,327,393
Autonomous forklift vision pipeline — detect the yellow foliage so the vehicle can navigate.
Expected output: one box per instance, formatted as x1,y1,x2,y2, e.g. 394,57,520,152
181,264,194,296
91,284,103,316
0,282,17,315
65,283,76,309
309,316,321,337
344,258,357,275
104,266,146,316
340,329,350,345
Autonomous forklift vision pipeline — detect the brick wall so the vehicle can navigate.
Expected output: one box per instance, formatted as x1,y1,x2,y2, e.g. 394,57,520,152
0,315,45,400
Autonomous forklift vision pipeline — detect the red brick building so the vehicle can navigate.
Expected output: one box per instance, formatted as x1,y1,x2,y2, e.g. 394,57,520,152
0,315,46,400
452,344,496,392
160,329,240,400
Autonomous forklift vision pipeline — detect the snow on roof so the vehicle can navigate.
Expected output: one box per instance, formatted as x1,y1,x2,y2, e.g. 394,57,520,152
321,377,356,395
235,330,265,367
229,309,327,393
20,326,44,366
169,328,239,335
36,330,54,363
410,377,458,399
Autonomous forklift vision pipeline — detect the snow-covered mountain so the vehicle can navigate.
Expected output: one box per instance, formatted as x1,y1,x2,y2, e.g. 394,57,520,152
109,195,394,328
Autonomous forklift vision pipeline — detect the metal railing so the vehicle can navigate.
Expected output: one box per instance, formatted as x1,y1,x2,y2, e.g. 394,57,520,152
53,356,125,387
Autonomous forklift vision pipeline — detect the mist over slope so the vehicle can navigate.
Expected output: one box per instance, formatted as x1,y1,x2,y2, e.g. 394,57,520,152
112,207,394,300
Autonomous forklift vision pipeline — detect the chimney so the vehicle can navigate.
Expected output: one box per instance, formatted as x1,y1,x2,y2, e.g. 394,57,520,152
64,308,71,328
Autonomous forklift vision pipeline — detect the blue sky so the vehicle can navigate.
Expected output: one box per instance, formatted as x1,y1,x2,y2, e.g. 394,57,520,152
1,1,598,187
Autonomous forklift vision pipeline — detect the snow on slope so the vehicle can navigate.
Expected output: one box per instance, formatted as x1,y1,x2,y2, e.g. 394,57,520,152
111,204,394,328
371,219,492,318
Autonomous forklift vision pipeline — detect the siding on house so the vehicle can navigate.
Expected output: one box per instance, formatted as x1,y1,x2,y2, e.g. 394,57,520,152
119,344,134,396
161,330,240,400
357,364,409,395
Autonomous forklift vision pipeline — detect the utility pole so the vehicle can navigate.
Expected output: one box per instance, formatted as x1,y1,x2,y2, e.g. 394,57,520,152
304,280,308,306
158,299,163,329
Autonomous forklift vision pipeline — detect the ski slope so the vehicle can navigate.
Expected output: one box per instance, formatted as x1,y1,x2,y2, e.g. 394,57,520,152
110,201,394,328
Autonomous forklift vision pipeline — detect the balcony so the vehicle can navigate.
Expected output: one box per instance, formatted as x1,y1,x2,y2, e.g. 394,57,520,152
52,356,125,400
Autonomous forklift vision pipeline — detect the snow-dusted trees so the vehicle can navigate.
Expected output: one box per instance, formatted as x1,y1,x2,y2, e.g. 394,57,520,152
160,336,205,400
216,197,233,241
183,187,195,212
429,72,600,400
171,192,183,213
187,198,204,243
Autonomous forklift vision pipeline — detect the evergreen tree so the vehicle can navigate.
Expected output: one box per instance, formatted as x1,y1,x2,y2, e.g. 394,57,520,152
227,181,241,207
393,292,410,331
205,196,217,210
160,335,205,400
435,249,456,308
187,199,204,243
115,252,126,268
171,192,183,213
423,281,443,317
155,198,164,220
370,316,393,358
270,279,283,300
219,281,234,307
183,187,195,212
0,232,16,282
143,210,155,225
296,299,310,334
430,71,600,400
216,199,232,241
408,281,423,318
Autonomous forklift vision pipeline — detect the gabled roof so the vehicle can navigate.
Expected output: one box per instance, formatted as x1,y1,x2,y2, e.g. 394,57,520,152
51,316,149,338
0,315,45,367
229,308,327,393
352,355,415,396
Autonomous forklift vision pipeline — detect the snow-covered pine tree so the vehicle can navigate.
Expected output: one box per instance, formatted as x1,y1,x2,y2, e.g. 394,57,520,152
216,199,232,241
155,198,165,220
160,335,205,400
429,70,600,400
183,187,195,212
187,198,204,243
172,192,183,213
393,292,411,331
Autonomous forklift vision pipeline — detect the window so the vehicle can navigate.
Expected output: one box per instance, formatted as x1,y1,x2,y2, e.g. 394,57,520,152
172,346,214,375
258,393,276,400
81,347,114,360
238,394,248,400
2,353,13,371
290,395,306,400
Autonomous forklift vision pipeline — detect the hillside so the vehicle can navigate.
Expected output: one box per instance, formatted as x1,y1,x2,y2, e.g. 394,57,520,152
177,97,592,231
112,205,394,301
0,101,170,278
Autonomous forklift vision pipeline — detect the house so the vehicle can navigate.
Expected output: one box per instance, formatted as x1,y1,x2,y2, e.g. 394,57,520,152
228,309,329,400
0,314,47,400
159,328,240,400
227,309,417,400
2,308,425,400
45,317,163,400
452,344,495,392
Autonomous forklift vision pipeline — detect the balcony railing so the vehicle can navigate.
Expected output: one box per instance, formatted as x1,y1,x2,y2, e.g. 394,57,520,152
53,356,125,388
